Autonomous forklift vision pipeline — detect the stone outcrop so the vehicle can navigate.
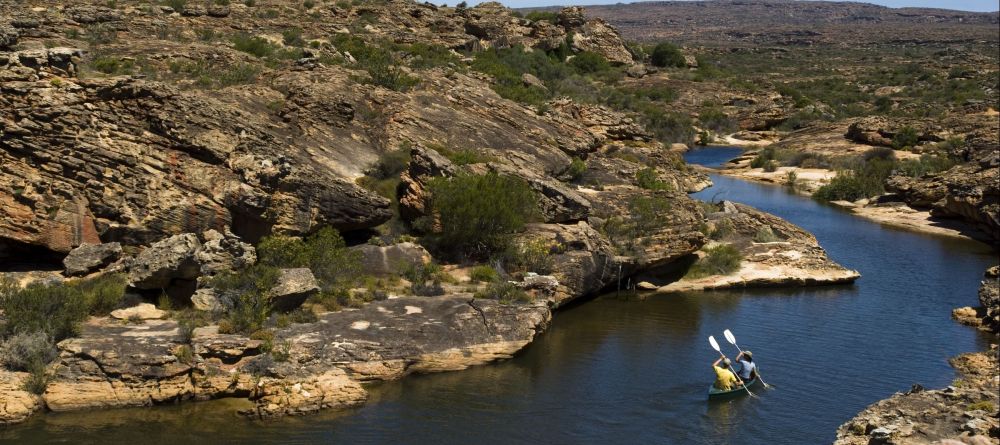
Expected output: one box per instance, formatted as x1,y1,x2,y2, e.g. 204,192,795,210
834,349,999,445
1,49,391,258
979,266,999,332
62,242,122,276
888,162,1000,247
0,372,41,426
656,201,860,292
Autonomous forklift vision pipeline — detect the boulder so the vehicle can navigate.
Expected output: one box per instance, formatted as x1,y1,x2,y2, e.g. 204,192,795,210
195,230,256,276
353,242,430,276
268,268,320,311
191,288,222,312
110,303,166,320
63,242,122,276
128,234,202,289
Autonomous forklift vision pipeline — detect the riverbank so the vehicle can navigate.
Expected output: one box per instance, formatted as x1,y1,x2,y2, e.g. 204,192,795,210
690,153,992,245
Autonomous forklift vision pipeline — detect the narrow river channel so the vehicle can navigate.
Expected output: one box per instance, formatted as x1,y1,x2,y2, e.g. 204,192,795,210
2,147,994,445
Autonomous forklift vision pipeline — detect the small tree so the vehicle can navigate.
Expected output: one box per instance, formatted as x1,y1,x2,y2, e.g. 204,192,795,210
650,42,686,68
424,173,539,256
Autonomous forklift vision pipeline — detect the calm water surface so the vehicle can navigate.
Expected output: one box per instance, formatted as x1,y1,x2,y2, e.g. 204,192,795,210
3,147,994,445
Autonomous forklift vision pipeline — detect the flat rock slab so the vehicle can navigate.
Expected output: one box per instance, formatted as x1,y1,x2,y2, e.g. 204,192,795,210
278,295,551,380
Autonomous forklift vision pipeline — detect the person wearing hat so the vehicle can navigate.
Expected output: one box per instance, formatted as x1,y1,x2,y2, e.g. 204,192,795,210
711,357,740,390
735,350,756,382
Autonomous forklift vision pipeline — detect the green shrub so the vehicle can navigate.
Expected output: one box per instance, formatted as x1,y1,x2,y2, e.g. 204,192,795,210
173,344,194,364
257,227,360,289
423,173,539,256
73,273,127,315
709,219,734,240
432,145,492,165
469,265,499,283
211,265,279,335
601,195,673,252
474,281,532,305
0,332,57,372
636,168,670,191
85,23,118,46
22,364,52,395
1,282,88,341
566,157,587,181
403,262,447,296
891,126,920,149
162,0,187,10
685,244,743,278
524,11,559,22
650,42,686,68
232,34,277,58
502,239,554,274
281,28,305,47
753,226,782,243
763,160,779,172
814,154,896,202
569,52,610,74
897,153,956,178
786,170,798,190
699,106,737,134
967,401,995,412
90,56,134,75
363,53,420,91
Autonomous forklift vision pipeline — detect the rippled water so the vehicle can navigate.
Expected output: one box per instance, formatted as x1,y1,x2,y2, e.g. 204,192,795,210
3,147,993,445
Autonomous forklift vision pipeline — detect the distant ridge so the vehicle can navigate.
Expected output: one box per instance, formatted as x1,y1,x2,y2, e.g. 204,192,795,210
523,0,1000,44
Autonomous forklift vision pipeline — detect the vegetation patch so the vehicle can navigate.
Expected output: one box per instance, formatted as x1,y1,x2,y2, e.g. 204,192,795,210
420,173,539,258
685,244,743,278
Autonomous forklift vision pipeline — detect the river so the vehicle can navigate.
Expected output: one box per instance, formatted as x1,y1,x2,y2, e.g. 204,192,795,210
2,147,994,444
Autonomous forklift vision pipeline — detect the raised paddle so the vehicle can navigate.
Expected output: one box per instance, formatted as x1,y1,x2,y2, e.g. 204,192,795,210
708,335,756,398
724,329,771,389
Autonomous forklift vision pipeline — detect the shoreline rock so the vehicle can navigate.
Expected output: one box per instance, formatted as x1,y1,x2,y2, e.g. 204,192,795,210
656,202,860,293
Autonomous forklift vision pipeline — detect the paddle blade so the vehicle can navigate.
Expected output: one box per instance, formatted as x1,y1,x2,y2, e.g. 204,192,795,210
724,329,736,345
709,335,720,352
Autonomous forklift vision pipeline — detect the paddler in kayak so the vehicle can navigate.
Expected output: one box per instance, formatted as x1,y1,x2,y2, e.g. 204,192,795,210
734,350,757,382
711,357,742,391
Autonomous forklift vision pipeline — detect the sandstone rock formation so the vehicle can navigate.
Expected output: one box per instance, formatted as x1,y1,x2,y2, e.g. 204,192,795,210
62,242,122,276
834,349,999,445
656,201,860,292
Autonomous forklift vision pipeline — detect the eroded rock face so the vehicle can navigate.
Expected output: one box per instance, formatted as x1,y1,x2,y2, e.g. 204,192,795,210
0,372,42,426
834,350,999,445
63,242,122,276
0,51,391,256
979,266,999,332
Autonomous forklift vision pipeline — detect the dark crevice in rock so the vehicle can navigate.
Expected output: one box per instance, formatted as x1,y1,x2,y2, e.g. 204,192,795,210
0,239,64,272
466,299,495,336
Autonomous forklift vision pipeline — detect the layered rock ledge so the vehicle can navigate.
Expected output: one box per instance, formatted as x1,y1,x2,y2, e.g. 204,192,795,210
655,201,859,293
